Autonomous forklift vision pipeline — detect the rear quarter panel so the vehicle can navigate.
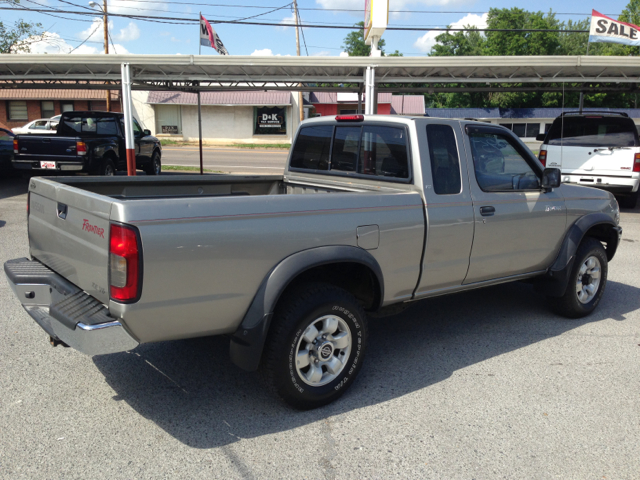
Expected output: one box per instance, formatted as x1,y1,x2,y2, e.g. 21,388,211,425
109,191,425,343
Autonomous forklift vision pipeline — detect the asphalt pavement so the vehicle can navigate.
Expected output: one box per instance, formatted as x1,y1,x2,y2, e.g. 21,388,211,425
0,172,639,479
161,146,288,174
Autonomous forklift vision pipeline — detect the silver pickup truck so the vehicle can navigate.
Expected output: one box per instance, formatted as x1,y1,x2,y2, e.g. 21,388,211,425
5,115,622,409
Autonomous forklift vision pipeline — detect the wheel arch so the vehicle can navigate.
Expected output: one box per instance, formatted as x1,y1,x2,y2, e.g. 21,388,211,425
229,246,384,371
535,212,621,297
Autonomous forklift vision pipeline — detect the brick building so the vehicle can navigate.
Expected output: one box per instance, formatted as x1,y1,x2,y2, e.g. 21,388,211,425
0,89,121,130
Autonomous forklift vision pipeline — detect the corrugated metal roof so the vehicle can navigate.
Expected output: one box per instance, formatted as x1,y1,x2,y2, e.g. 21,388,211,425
309,92,393,104
391,95,425,115
0,89,118,100
147,90,291,106
424,107,640,120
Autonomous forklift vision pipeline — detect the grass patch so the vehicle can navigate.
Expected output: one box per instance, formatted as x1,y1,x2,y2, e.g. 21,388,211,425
229,143,291,149
163,165,222,173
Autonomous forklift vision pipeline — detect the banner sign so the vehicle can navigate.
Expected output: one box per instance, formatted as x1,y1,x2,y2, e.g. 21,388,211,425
200,14,229,55
254,107,286,135
589,9,640,46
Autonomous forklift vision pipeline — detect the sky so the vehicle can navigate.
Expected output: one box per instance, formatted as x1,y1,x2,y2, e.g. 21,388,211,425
2,0,634,57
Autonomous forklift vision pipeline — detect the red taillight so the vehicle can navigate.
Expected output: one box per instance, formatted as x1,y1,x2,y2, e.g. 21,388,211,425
634,153,640,173
13,138,18,154
336,115,364,122
109,223,141,302
77,141,87,156
539,149,547,167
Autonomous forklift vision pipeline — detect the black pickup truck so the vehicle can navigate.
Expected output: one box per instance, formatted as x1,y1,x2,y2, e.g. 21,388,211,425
12,111,162,176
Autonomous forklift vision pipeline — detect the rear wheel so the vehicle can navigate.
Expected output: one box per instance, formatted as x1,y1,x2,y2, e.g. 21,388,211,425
99,159,115,176
547,237,608,318
144,151,161,175
262,283,368,409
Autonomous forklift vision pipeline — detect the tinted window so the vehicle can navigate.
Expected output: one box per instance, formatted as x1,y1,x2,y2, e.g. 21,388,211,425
357,126,409,179
0,134,12,142
547,116,638,147
469,132,540,192
290,125,332,170
61,116,117,136
426,124,461,195
331,127,360,172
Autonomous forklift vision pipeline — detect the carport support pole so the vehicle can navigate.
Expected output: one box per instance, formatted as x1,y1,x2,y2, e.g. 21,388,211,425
197,90,203,175
365,66,376,115
121,63,136,176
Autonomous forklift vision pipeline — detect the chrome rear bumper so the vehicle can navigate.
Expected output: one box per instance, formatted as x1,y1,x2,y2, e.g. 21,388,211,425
4,258,138,355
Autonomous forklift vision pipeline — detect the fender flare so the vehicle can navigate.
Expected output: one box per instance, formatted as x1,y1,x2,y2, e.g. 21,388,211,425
536,213,621,297
229,246,384,372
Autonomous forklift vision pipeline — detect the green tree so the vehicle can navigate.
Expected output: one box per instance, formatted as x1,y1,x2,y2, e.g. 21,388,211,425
0,19,44,53
342,21,388,56
619,0,640,25
484,8,561,56
430,28,485,56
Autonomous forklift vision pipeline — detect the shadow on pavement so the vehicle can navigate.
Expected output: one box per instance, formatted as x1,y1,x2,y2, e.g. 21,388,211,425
92,279,640,449
0,175,29,200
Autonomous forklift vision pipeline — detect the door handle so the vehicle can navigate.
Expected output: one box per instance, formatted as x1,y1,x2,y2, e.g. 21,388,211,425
480,206,495,216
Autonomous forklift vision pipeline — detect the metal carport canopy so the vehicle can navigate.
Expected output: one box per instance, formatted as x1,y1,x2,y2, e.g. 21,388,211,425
1,54,640,91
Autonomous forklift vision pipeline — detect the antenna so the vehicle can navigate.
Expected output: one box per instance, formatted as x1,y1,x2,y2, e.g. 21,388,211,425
560,82,565,167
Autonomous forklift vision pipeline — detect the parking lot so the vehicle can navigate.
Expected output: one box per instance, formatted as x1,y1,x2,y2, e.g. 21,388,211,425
0,173,639,479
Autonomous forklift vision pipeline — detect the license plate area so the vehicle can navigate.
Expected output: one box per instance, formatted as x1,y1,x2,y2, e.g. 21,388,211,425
40,161,56,169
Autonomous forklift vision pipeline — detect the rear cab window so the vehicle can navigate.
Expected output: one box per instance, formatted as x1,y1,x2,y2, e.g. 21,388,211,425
60,115,118,136
546,116,639,147
290,122,411,181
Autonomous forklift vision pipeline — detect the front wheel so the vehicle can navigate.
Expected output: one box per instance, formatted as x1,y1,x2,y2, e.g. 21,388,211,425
99,159,115,176
144,151,161,175
547,237,608,318
262,283,368,409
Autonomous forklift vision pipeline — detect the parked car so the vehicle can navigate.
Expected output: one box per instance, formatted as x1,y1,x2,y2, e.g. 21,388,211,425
12,111,161,175
11,116,60,135
5,115,622,409
537,111,640,208
0,127,15,176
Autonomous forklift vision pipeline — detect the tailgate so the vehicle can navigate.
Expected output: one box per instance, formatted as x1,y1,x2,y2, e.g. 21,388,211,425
16,135,78,159
548,145,640,175
28,177,113,304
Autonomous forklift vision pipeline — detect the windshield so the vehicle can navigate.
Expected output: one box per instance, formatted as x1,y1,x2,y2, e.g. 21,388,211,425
546,116,638,147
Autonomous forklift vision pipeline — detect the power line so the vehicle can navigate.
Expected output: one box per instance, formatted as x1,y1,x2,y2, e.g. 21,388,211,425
1,7,592,32
69,21,100,52
295,6,308,56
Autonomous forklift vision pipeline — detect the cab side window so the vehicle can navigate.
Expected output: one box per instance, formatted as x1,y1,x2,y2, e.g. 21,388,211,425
468,132,540,192
426,124,462,195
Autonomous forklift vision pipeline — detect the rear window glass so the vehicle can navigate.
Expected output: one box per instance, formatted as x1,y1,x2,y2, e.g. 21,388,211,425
358,126,409,179
547,116,638,147
60,116,118,136
290,125,332,170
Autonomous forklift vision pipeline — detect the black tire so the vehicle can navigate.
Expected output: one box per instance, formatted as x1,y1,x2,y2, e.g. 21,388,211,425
99,158,116,176
618,191,638,209
547,237,608,318
144,151,161,176
262,282,368,410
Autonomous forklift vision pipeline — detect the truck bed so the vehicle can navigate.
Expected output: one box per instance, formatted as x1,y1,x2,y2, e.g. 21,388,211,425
27,174,425,343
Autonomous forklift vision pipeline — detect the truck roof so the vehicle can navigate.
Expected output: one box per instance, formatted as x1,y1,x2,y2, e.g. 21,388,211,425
61,111,123,117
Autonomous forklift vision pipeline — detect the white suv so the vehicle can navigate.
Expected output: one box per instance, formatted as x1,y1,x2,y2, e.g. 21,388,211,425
538,112,640,208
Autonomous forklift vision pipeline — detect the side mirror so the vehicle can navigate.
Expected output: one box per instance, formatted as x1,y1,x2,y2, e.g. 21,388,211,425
536,133,546,142
143,129,151,136
541,167,561,191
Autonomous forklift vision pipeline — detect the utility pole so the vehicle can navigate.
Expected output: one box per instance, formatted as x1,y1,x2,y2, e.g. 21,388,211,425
103,0,111,112
293,0,304,123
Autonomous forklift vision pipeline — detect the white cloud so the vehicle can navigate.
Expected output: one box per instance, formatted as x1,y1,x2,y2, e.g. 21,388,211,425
312,51,331,56
20,31,129,54
277,13,297,30
413,12,487,53
115,22,140,42
250,49,291,56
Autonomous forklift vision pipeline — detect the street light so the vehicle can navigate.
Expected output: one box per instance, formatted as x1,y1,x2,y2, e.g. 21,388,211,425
89,0,111,112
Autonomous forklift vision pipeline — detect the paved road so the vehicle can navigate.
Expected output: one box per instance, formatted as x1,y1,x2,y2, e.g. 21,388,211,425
1,175,639,479
161,146,288,174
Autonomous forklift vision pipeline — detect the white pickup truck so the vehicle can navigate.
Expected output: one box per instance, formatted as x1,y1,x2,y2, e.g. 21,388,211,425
5,114,622,409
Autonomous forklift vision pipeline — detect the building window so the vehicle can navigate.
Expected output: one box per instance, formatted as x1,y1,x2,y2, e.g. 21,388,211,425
254,106,287,135
500,122,541,138
61,102,74,113
8,101,28,120
88,101,107,111
41,101,55,118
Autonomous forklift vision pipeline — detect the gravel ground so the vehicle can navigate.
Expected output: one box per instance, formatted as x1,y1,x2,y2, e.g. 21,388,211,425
0,175,639,479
